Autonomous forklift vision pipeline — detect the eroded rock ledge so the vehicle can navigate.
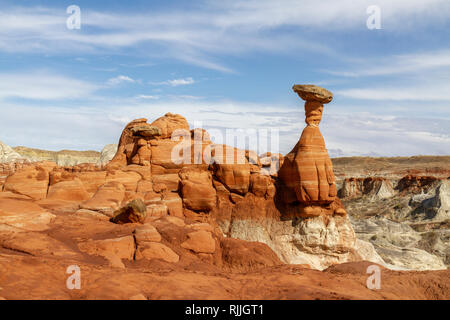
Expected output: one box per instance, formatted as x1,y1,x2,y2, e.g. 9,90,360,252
0,86,384,270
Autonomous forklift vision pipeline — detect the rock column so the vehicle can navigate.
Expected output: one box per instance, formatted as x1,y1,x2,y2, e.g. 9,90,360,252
279,85,346,217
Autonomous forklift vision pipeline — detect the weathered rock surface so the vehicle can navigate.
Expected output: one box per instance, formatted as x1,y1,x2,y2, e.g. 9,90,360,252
179,167,216,212
3,163,55,200
78,236,135,268
181,230,216,253
135,242,180,263
0,141,24,163
0,88,448,299
13,146,101,166
47,178,90,202
97,144,118,166
0,199,55,231
81,181,126,214
352,217,446,270
150,112,189,139
278,85,344,217
111,199,147,224
338,163,450,269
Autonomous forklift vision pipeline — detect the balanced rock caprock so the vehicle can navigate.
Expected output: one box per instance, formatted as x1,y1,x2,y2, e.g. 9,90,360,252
279,85,346,217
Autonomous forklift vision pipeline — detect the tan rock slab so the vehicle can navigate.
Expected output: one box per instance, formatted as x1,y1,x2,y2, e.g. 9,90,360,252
134,224,162,243
0,199,55,231
78,236,135,268
181,230,216,254
135,242,179,263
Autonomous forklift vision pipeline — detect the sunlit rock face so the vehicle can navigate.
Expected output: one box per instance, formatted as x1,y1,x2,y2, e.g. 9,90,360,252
278,85,346,218
0,88,382,272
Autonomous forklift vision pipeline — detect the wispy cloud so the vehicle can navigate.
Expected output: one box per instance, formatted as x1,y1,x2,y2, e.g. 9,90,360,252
336,82,450,101
0,71,98,100
106,75,136,86
136,94,160,100
0,98,448,157
324,48,450,102
2,1,448,71
325,49,450,77
149,77,195,86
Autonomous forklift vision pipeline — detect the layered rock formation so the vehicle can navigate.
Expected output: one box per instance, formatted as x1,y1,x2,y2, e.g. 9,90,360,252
97,144,118,166
0,85,448,300
0,94,378,270
278,85,345,217
13,146,101,166
336,159,450,269
0,142,118,167
0,141,24,163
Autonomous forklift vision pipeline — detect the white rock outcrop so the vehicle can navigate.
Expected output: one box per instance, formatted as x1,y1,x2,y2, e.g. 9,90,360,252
0,141,23,163
97,144,118,166
351,216,447,270
228,215,383,270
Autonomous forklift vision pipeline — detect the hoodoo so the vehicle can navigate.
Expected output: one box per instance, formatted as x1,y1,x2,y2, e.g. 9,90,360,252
279,85,346,217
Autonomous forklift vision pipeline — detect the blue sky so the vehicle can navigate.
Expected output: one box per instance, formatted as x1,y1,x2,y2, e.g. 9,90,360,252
0,0,449,156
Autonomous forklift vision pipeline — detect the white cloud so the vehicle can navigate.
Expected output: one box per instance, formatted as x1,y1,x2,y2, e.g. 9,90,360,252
0,71,98,100
1,1,449,71
209,0,450,29
325,49,450,77
136,95,159,100
0,98,448,157
106,75,136,86
336,82,450,101
324,48,450,102
150,77,195,87
167,77,195,86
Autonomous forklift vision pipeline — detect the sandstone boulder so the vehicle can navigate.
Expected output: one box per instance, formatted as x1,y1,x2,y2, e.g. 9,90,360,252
212,145,251,195
221,238,282,271
81,181,125,214
135,242,179,263
152,174,180,192
250,174,275,198
106,170,141,192
109,118,155,167
150,112,189,139
47,178,90,202
78,236,135,269
150,139,185,173
292,84,333,104
76,171,107,194
111,199,147,224
179,167,216,212
181,230,216,254
3,164,51,200
134,224,162,243
0,199,55,231
162,192,184,217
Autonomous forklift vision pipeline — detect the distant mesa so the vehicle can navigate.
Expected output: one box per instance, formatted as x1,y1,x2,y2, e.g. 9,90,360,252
0,142,118,167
